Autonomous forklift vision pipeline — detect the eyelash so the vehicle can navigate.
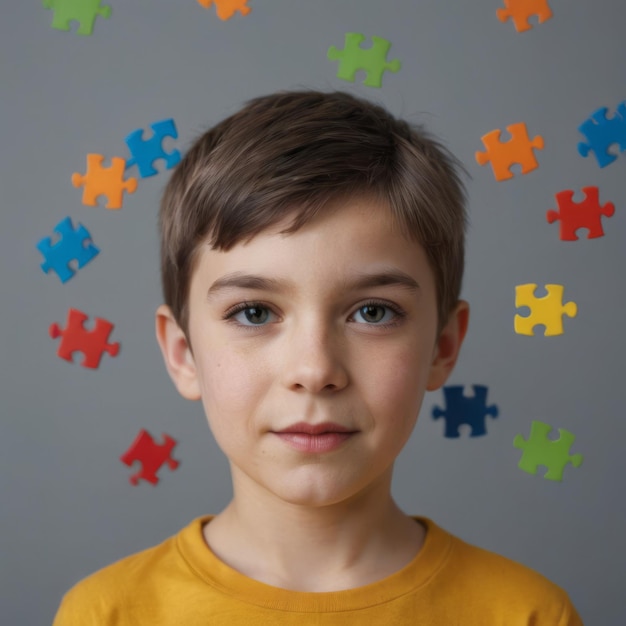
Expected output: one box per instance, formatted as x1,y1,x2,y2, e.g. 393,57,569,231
221,299,407,332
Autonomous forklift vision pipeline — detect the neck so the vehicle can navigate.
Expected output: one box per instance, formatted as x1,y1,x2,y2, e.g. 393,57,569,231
203,466,425,591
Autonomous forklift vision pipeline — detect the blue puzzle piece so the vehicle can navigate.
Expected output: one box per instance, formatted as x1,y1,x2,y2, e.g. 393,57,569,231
37,216,99,283
125,118,182,178
577,104,626,168
432,385,499,438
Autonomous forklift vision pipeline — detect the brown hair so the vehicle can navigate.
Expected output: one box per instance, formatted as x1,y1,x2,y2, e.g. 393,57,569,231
159,90,468,339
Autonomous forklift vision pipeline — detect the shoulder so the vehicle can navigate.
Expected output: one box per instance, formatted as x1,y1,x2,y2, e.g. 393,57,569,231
418,517,582,624
450,529,564,593
53,520,200,625
54,542,168,624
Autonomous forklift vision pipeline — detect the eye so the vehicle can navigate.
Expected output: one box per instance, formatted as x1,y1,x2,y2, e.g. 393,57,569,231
222,299,405,331
352,301,404,327
224,302,275,327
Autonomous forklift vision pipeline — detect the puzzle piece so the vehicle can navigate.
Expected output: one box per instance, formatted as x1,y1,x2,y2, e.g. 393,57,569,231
432,385,499,438
547,186,615,241
72,154,137,209
514,284,577,336
577,104,626,168
37,216,99,283
327,33,401,88
120,429,180,485
514,420,583,481
49,308,120,369
476,123,544,181
496,0,553,32
42,0,111,35
125,119,182,178
196,0,251,20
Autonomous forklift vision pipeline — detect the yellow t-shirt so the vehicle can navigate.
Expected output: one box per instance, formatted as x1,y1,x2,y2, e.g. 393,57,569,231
53,516,583,625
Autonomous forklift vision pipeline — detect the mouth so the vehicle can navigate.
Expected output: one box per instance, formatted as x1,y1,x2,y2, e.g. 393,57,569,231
272,431,357,453
271,421,358,453
274,421,357,436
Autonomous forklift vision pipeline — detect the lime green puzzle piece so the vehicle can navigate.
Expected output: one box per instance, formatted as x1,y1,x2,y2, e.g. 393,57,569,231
514,420,583,481
42,0,111,36
327,33,401,88
514,283,577,336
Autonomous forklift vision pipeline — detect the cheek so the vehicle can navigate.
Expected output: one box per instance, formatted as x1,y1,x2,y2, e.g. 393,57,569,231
365,344,431,425
199,345,267,417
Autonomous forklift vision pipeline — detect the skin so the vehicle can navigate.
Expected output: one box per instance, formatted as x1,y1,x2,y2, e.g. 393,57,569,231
156,197,469,592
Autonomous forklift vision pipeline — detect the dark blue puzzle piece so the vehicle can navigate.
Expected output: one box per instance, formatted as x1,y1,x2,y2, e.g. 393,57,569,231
432,385,498,438
577,104,626,168
37,216,99,283
125,118,182,178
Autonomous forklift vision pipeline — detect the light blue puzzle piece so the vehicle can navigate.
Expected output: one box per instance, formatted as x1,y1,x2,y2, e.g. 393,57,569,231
37,216,99,283
125,118,182,178
577,104,626,168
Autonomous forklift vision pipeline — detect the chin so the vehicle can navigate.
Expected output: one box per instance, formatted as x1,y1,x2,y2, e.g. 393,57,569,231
267,473,366,508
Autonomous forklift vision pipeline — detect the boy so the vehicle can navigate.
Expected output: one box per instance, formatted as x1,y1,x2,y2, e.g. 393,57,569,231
53,90,583,624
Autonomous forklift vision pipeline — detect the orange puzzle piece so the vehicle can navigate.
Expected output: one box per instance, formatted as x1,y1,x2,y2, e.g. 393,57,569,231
475,123,544,181
197,0,251,20
72,153,138,209
497,0,553,32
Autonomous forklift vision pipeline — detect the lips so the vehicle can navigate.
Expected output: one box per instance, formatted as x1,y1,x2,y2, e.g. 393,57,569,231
272,421,359,452
275,421,356,435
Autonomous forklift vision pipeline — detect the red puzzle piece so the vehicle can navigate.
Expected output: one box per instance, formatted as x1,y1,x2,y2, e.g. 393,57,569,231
49,308,120,369
475,122,544,181
547,186,615,240
120,429,180,485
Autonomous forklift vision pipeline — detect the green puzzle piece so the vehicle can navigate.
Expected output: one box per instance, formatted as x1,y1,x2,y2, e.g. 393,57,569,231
514,420,583,482
327,33,401,88
42,0,112,36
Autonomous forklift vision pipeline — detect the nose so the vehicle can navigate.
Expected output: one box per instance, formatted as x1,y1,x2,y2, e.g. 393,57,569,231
281,318,349,394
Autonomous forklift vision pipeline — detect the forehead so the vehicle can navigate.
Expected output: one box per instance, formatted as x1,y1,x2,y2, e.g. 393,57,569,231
192,198,434,296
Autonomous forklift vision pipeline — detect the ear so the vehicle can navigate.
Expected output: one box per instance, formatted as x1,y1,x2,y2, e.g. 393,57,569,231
155,304,202,401
426,300,470,391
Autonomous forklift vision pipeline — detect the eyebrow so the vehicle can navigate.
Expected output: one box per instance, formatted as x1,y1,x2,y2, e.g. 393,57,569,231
206,268,421,301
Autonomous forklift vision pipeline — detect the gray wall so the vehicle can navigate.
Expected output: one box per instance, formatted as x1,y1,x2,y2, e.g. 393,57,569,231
2,1,623,623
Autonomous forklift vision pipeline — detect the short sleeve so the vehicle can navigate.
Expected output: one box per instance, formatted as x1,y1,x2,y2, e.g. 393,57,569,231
558,596,585,626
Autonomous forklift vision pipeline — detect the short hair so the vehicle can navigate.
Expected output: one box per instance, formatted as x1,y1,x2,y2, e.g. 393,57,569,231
159,90,468,339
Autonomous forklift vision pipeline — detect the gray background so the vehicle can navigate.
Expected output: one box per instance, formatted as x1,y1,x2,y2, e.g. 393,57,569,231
1,1,623,623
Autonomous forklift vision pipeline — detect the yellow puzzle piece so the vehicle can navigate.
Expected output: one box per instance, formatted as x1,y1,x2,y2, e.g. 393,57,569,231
514,284,577,336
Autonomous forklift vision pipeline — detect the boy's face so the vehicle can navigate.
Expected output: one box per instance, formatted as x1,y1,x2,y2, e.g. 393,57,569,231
157,197,468,508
